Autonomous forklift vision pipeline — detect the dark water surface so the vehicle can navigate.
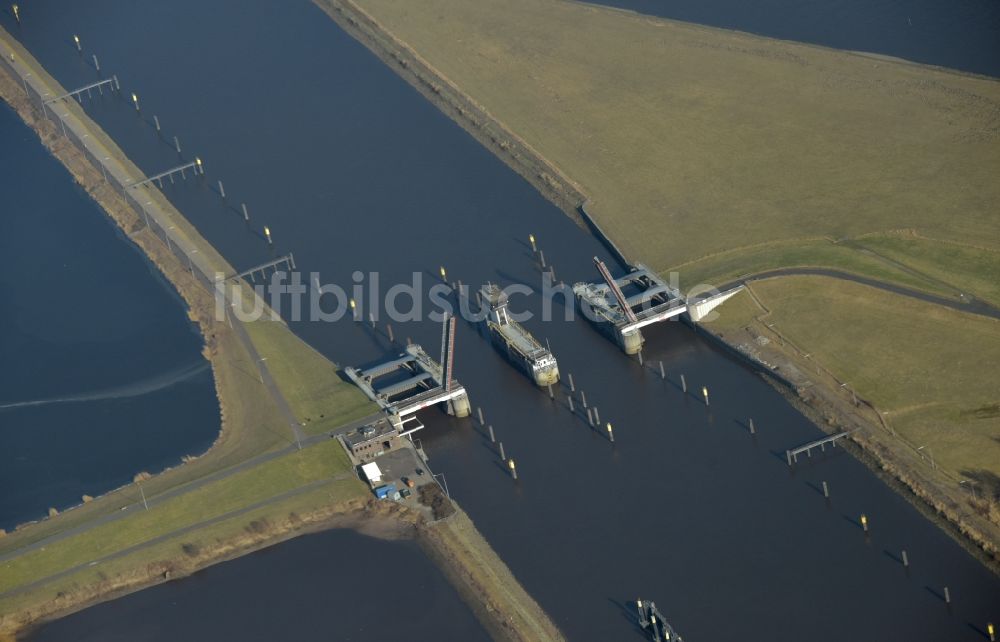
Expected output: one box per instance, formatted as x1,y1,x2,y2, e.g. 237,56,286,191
26,528,490,642
593,0,1000,77
3,1,998,640
0,103,218,530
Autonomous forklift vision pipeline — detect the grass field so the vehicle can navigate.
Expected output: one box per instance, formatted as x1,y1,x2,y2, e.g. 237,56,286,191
354,0,1000,289
734,276,1000,480
0,439,356,595
244,320,376,435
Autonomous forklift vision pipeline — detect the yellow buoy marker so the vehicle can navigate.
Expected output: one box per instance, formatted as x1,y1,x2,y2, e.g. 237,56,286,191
194,156,203,174
701,386,710,406
12,4,20,23
131,92,139,111
508,458,518,480
606,422,615,443
529,233,537,252
263,226,272,245
439,265,447,282
987,622,994,642
860,514,869,533
73,34,81,51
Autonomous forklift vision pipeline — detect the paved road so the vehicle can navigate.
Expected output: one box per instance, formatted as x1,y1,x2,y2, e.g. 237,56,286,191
0,475,349,600
0,410,383,568
721,267,1000,320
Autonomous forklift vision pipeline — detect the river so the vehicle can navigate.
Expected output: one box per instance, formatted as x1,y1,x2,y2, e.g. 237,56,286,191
26,528,490,642
595,0,1000,77
3,1,998,640
0,102,218,531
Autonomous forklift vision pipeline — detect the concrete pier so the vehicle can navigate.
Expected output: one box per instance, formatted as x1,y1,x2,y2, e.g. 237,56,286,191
573,257,743,355
345,339,470,418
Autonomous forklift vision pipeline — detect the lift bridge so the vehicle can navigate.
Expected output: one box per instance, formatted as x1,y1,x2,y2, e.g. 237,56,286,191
574,257,744,354
344,316,471,418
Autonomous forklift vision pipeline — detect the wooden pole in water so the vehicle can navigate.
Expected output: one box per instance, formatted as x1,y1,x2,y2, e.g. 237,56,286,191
548,384,554,400
508,458,518,480
529,233,536,253
539,250,546,269
659,361,665,379
488,425,495,443
218,180,226,199
606,422,614,443
477,407,485,426
153,114,160,131
498,441,505,461
944,587,951,603
901,550,909,567
580,390,588,409
822,481,829,498
174,135,181,153
568,396,575,413
241,203,249,221
386,323,394,343
702,386,710,406
568,373,575,392
749,418,755,434
680,374,687,393
593,406,601,425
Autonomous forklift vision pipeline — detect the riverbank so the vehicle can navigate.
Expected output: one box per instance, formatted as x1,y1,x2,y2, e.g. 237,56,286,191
322,0,1000,566
0,28,565,641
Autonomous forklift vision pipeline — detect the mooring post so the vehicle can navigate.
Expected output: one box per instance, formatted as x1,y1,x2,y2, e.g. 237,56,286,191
529,233,536,253
568,396,575,413
606,422,614,443
901,550,909,567
439,266,447,283
586,407,594,427
987,621,994,642
539,249,546,269
477,407,485,426
548,384,554,400
131,92,139,111
593,406,601,425
637,350,643,366
822,481,829,498
680,374,687,393
548,266,556,282
92,53,100,72
860,514,869,533
173,135,181,153
218,180,226,199
581,390,588,409
659,361,665,380
944,587,951,604
488,424,495,443
386,323,394,344
498,441,505,461
508,458,518,480
241,202,249,221
568,373,575,392
152,114,160,131
749,418,755,434
702,386,710,406
786,450,793,467
368,313,375,329
264,226,273,245
73,34,81,52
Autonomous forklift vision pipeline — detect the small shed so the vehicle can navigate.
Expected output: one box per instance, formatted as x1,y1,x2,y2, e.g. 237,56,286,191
361,462,382,484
